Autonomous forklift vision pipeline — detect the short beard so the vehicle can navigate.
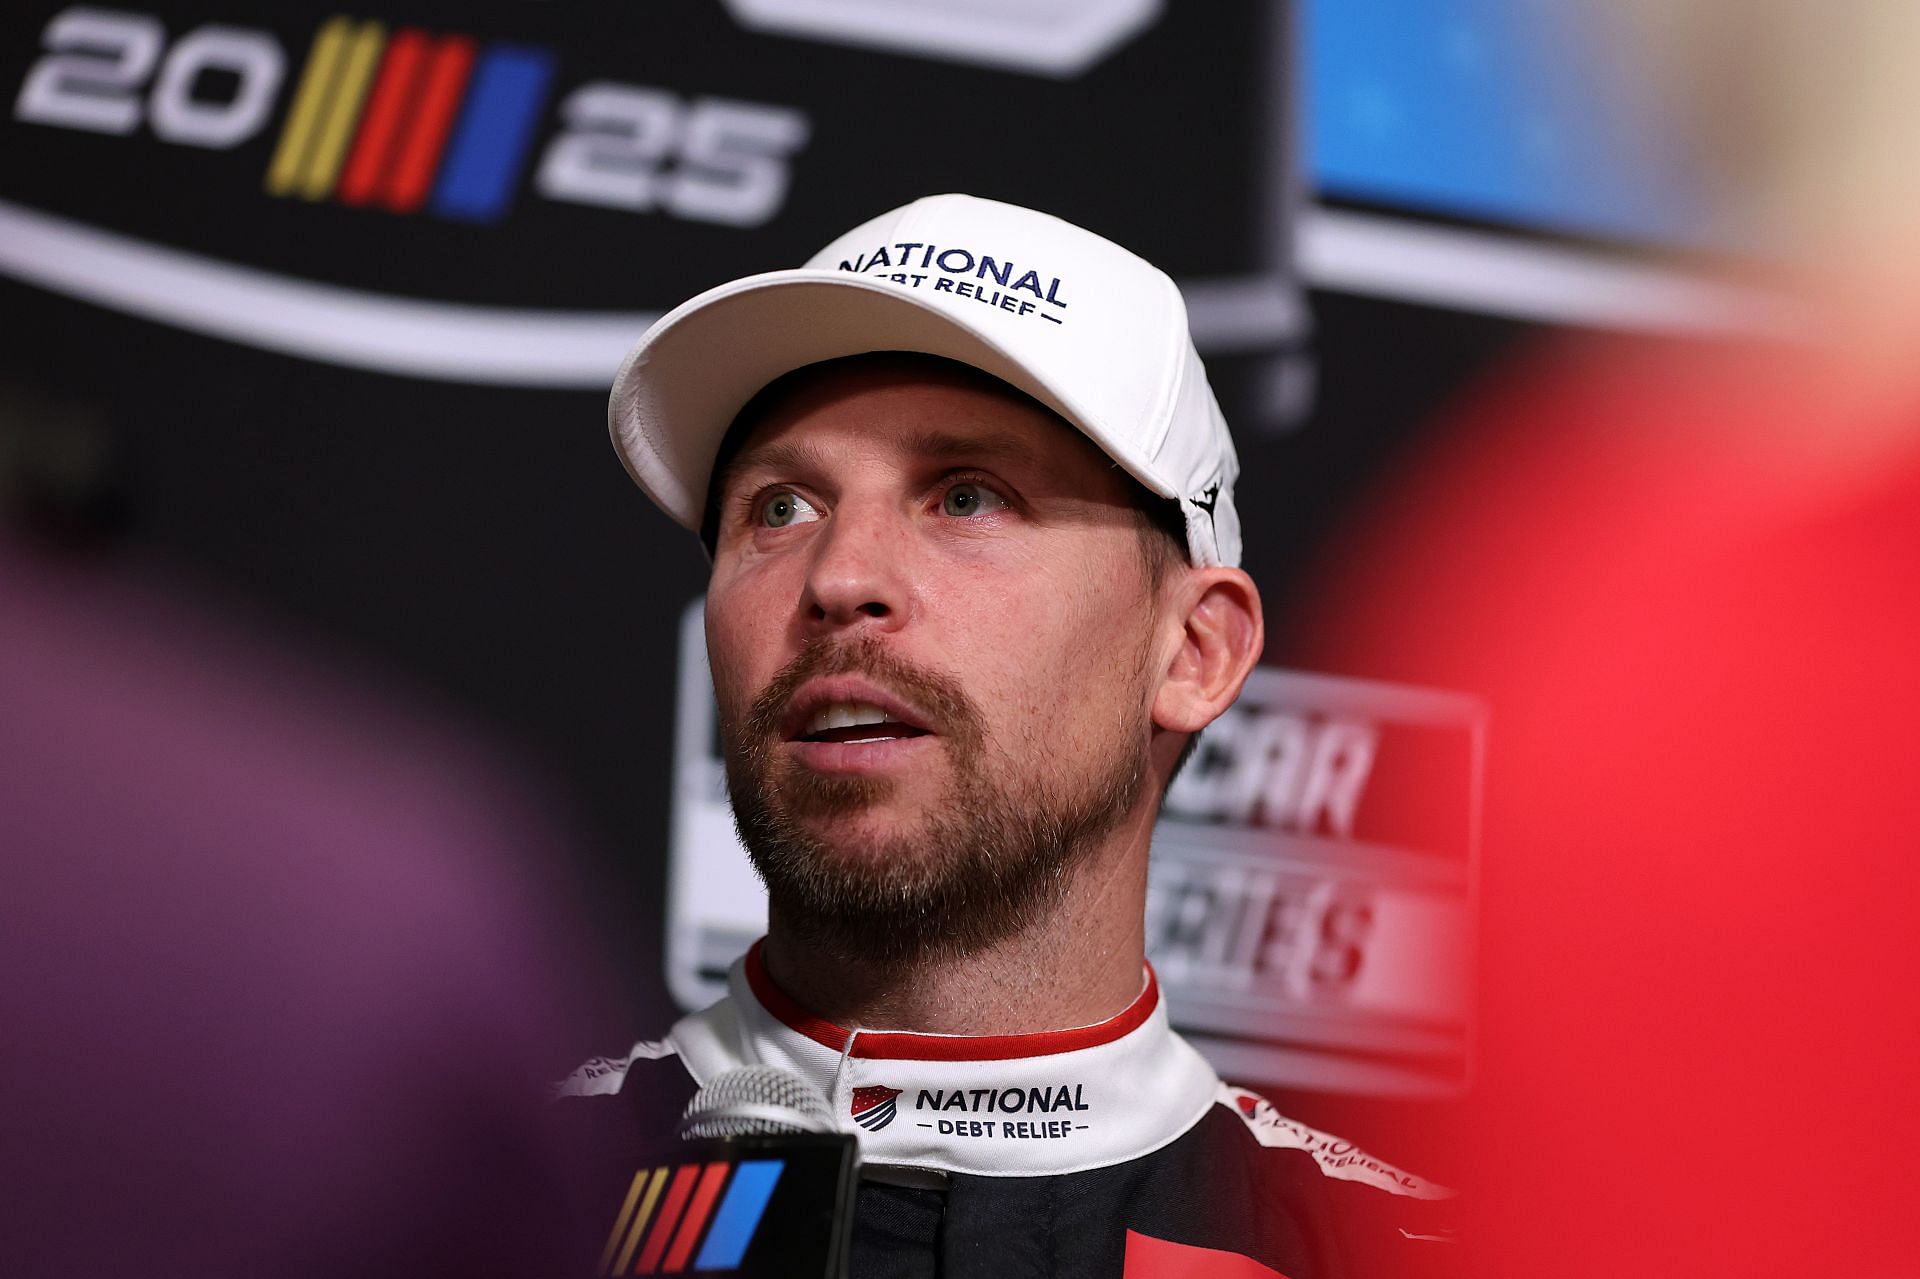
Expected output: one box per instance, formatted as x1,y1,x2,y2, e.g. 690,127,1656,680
720,635,1149,966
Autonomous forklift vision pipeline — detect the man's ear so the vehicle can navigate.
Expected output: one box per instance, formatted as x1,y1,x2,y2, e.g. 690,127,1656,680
1153,567,1264,733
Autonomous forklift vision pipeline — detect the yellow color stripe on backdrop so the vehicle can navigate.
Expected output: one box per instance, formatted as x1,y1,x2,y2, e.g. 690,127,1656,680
279,18,385,202
265,18,346,196
612,1167,670,1276
266,18,350,196
296,19,385,201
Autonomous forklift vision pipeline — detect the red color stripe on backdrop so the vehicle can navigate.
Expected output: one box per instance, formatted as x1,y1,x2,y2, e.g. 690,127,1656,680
633,1164,700,1275
743,941,1160,1061
382,34,475,212
336,29,427,205
660,1163,731,1274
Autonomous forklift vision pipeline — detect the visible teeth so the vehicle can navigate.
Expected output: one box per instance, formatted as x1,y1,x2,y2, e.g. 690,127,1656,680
805,702,898,735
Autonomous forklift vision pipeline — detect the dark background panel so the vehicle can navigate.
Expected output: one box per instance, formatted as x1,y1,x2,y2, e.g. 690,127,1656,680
0,0,1593,1184
0,2,1288,302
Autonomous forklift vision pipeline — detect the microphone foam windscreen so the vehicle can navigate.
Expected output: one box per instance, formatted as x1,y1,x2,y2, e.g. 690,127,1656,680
680,1066,836,1138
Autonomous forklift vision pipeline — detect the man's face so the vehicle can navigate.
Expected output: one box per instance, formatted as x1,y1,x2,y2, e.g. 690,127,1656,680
704,356,1171,960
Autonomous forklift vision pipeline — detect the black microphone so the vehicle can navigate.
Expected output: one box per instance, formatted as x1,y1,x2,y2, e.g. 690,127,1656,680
586,1068,857,1278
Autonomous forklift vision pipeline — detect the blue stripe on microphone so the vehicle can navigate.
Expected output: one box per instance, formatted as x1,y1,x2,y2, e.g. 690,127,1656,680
692,1160,784,1271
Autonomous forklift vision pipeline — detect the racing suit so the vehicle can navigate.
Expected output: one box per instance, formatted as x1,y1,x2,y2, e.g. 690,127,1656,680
557,943,1452,1278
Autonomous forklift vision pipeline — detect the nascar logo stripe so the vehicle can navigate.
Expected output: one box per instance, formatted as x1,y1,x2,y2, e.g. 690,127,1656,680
633,1164,702,1275
691,1161,784,1272
659,1162,731,1273
264,18,555,222
337,28,474,210
599,1167,668,1277
265,17,384,200
430,46,556,222
597,1160,786,1275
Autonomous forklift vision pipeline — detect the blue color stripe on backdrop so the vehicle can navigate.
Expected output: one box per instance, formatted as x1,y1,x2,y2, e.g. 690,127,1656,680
692,1160,784,1271
430,45,557,223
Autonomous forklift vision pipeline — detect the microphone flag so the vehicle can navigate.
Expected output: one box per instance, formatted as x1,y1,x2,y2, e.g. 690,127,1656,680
589,1133,856,1278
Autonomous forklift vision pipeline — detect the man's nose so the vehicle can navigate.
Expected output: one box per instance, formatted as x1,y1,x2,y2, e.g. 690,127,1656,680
800,498,913,633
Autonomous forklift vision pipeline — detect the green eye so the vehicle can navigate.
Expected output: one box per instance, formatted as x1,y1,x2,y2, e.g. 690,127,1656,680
761,491,816,527
941,483,1001,517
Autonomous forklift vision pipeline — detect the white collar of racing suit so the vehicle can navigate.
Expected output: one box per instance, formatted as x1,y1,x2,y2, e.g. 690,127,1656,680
665,941,1222,1178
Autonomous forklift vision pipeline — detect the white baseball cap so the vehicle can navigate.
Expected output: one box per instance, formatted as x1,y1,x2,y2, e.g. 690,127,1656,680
607,193,1243,566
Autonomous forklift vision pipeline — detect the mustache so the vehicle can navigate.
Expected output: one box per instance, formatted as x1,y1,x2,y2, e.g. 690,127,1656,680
741,635,983,748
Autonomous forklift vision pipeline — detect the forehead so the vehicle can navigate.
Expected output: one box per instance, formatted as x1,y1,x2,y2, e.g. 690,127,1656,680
712,354,1123,491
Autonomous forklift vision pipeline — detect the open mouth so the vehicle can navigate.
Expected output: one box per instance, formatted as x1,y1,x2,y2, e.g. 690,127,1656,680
792,701,934,746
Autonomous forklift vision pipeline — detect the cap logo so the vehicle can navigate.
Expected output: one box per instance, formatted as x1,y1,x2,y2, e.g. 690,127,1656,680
837,242,1069,325
1188,479,1222,535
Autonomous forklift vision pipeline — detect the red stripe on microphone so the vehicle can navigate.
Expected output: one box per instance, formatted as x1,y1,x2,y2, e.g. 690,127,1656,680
660,1162,731,1273
633,1164,700,1275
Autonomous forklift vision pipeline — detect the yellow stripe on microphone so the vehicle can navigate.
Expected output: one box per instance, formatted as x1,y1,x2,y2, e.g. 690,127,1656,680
596,1169,653,1277
611,1166,669,1276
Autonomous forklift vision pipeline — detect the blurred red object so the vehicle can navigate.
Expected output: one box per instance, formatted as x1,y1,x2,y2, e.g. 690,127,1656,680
1298,333,1920,1278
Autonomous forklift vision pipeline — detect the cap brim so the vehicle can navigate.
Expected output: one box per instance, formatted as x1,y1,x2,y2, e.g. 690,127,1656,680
607,268,1174,531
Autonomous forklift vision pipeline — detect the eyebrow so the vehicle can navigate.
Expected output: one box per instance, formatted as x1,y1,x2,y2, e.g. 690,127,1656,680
720,437,819,487
722,426,1047,487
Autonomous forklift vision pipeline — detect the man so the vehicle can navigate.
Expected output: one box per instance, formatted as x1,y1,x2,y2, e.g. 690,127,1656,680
563,195,1448,1277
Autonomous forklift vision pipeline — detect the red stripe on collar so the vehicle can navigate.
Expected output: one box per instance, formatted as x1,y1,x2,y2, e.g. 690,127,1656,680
744,940,1159,1062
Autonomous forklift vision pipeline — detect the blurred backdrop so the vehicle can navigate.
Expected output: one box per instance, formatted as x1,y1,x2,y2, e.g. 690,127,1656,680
4,0,1812,1205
